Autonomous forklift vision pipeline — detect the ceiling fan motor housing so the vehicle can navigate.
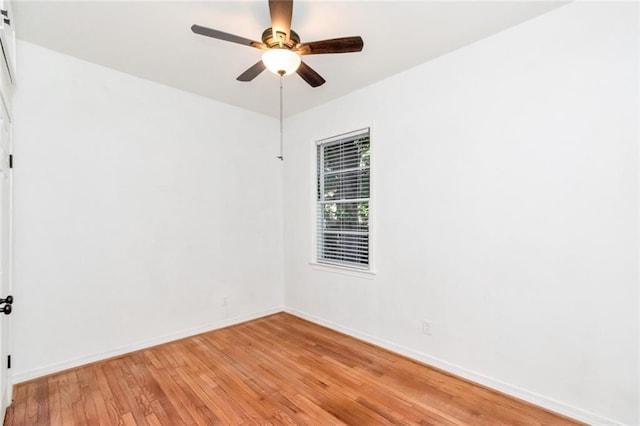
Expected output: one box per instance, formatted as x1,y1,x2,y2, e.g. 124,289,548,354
262,28,300,49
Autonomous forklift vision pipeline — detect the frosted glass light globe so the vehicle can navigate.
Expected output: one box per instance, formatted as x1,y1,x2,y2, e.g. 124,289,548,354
262,49,301,76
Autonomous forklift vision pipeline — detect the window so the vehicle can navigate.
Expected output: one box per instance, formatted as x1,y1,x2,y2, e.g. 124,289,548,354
316,128,370,269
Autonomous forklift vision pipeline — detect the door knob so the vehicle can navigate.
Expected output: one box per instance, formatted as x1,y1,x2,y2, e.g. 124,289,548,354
1,304,10,315
0,295,12,305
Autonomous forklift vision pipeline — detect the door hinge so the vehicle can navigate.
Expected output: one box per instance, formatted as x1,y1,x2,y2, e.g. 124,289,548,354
1,10,9,26
8,154,12,169
7,355,10,369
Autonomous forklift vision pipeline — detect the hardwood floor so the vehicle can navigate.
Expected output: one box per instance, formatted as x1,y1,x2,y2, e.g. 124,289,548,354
5,313,580,425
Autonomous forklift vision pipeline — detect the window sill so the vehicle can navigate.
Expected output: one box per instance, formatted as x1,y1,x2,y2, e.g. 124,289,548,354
308,262,376,280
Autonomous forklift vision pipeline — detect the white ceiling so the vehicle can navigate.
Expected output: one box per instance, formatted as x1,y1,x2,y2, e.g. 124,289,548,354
13,1,568,118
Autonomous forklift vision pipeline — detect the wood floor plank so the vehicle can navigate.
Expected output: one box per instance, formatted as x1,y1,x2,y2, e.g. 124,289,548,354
24,380,38,425
93,365,125,425
5,313,582,426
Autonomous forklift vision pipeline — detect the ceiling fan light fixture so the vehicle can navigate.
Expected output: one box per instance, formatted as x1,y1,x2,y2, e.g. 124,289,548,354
262,48,301,76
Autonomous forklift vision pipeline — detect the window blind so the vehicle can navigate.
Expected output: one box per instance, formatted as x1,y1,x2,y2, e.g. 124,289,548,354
316,128,370,269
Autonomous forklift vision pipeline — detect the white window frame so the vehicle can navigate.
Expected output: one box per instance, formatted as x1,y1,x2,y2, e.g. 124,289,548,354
314,128,371,272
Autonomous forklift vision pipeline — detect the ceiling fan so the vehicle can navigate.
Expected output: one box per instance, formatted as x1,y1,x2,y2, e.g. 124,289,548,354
191,0,364,88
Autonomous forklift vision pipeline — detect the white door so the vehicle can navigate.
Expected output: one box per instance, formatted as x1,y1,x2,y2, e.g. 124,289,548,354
0,99,12,418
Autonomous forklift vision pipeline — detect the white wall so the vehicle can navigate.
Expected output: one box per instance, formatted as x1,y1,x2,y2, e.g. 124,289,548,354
283,2,638,424
11,41,284,381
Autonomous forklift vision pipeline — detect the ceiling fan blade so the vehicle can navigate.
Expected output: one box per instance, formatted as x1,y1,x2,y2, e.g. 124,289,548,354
296,36,364,55
268,0,293,42
237,61,267,82
191,24,266,49
296,61,325,88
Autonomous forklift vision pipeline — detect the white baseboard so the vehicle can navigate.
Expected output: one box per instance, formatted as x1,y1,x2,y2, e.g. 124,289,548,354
12,307,284,384
285,307,621,426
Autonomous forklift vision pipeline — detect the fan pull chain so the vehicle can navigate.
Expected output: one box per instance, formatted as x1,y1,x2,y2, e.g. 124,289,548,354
277,74,284,161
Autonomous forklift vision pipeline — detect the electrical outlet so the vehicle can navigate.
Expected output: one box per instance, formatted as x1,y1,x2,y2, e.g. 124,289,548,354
222,296,228,307
422,319,432,336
